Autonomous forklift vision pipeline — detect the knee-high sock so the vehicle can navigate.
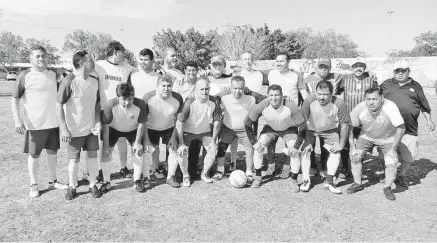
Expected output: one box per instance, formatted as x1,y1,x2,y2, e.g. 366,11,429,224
254,151,263,170
87,157,98,187
167,152,178,179
301,150,311,181
142,154,151,179
28,155,40,185
151,146,160,171
178,155,189,178
216,153,225,174
132,154,143,181
244,147,254,175
83,154,89,175
326,152,341,176
230,139,238,163
117,138,128,169
46,153,57,182
101,162,111,182
68,159,79,188
350,161,362,184
289,153,301,174
385,165,397,188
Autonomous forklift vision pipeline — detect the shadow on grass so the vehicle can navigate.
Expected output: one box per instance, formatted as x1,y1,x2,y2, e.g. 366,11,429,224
405,158,437,186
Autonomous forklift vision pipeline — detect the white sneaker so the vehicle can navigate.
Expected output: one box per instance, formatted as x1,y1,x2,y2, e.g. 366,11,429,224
29,184,40,198
323,182,342,194
300,180,311,192
182,177,191,187
48,180,69,190
201,174,213,183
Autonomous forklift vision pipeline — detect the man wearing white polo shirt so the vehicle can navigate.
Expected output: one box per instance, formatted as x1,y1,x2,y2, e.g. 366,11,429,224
239,51,268,94
129,48,159,98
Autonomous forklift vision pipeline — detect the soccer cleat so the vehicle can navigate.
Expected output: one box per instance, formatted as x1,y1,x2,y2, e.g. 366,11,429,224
120,167,132,179
323,182,342,194
300,180,311,192
395,175,409,189
29,184,40,198
89,185,102,198
212,172,224,181
251,176,262,188
134,180,145,192
280,165,291,179
48,180,69,190
383,187,396,200
142,177,151,189
346,183,363,194
182,176,191,187
265,164,276,177
100,181,111,194
166,176,180,188
290,179,299,193
151,169,165,179
65,187,77,200
201,174,213,183
96,169,103,183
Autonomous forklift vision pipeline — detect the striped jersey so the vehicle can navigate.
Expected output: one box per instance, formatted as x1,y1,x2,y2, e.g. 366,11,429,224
304,73,344,95
339,73,378,113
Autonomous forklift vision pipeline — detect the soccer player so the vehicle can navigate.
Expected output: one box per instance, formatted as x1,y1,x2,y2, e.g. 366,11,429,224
100,82,149,193
215,76,266,181
239,51,269,94
176,78,222,184
380,60,435,188
160,48,183,81
11,46,68,198
207,55,233,96
129,48,160,98
347,87,405,200
56,50,102,200
301,80,351,194
143,75,184,188
244,85,307,189
94,41,136,179
173,61,199,101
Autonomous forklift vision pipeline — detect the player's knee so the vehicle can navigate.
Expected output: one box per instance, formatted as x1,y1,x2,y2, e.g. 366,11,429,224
258,134,273,146
384,156,400,168
70,158,80,163
46,149,57,155
29,153,40,159
87,151,98,159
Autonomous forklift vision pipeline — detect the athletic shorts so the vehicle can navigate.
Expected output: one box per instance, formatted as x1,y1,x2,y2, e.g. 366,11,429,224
24,127,60,155
102,127,139,148
218,125,252,148
184,132,213,148
304,129,339,151
259,125,298,147
398,134,419,163
148,127,174,146
68,133,99,159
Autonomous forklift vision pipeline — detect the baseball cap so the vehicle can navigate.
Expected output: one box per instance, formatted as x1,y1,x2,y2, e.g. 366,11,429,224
211,55,226,64
352,57,367,68
393,60,409,70
317,59,331,67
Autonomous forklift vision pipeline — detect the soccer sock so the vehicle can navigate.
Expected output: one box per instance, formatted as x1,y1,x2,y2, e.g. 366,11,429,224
87,157,98,188
117,138,128,169
101,162,111,182
351,161,362,184
151,147,160,171
132,155,143,181
291,173,298,180
178,155,189,178
217,157,225,174
326,152,341,176
46,153,57,182
83,155,89,176
255,169,262,176
385,165,397,188
230,139,238,163
167,152,178,179
301,150,311,181
253,151,263,171
142,154,151,179
28,155,40,185
68,159,79,189
326,174,334,184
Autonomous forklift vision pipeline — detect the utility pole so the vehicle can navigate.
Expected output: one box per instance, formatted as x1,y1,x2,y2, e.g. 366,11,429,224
387,11,395,50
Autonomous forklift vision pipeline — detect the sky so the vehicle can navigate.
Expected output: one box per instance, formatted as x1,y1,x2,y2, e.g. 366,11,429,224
1,0,436,59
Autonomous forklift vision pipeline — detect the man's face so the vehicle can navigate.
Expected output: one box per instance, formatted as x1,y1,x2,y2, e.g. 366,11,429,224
353,65,366,77
231,80,245,99
30,50,48,69
139,55,154,71
316,88,332,106
82,54,95,73
157,81,172,99
210,62,225,76
114,50,125,63
275,55,289,72
241,53,253,70
185,66,198,80
117,95,134,109
268,89,283,108
196,79,210,100
365,92,383,112
394,68,410,83
165,50,179,67
316,64,330,79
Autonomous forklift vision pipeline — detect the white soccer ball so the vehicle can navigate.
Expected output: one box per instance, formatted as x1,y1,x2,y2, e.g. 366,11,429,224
229,170,247,188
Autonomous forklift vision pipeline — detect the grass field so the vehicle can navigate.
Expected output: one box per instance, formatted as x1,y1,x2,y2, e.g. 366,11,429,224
1,95,437,241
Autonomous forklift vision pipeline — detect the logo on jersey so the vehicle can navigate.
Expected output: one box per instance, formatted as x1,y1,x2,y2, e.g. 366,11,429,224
105,75,122,81
130,115,136,120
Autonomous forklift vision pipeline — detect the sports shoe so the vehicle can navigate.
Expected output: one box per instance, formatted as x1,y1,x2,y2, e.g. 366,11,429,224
65,187,77,200
246,174,253,183
166,176,180,188
134,180,145,192
212,172,224,181
100,181,111,194
89,185,102,198
182,176,191,187
29,184,40,198
151,169,165,179
142,177,151,189
383,187,396,200
300,180,311,192
48,180,69,190
323,182,342,194
290,179,299,193
395,175,409,189
251,176,262,188
120,167,132,179
346,183,363,194
96,169,103,183
201,174,213,183
265,164,276,177
280,165,291,179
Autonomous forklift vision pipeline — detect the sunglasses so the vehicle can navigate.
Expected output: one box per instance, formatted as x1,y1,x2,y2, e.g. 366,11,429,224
394,68,409,73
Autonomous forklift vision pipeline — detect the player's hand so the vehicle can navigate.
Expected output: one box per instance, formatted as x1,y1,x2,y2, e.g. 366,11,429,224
168,136,178,152
329,142,343,154
207,141,217,154
349,148,361,164
60,129,72,143
15,121,26,135
177,145,188,157
287,147,299,156
143,144,155,155
253,142,266,154
101,147,112,162
90,122,101,135
132,143,143,159
427,120,435,132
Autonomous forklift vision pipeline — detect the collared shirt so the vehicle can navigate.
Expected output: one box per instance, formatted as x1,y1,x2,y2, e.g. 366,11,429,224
177,96,222,134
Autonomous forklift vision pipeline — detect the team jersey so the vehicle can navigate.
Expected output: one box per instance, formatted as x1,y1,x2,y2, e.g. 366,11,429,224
128,70,159,98
301,94,350,132
160,67,183,82
208,73,232,96
101,98,147,132
143,91,183,131
172,76,196,101
268,69,305,104
57,73,99,137
94,60,135,107
239,70,268,93
350,99,404,142
221,93,265,131
339,73,378,113
304,73,344,95
177,96,222,134
12,68,59,130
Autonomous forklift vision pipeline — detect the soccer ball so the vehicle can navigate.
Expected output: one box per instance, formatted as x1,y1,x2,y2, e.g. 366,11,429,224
229,170,247,188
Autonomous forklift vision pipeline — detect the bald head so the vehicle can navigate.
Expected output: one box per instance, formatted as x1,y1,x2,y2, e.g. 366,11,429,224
196,78,210,101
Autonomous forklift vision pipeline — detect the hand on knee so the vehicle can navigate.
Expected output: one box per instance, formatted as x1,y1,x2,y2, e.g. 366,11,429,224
87,151,98,159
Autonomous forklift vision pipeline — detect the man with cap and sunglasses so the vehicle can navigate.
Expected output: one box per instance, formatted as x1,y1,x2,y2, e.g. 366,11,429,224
380,60,435,189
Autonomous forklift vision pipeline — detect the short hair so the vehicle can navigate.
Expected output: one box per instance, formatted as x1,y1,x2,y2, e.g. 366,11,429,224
276,52,290,61
267,84,283,95
316,80,333,94
30,45,47,54
139,48,154,60
231,75,245,85
72,50,88,69
364,87,383,96
157,74,173,86
116,82,135,98
106,41,125,57
184,61,198,70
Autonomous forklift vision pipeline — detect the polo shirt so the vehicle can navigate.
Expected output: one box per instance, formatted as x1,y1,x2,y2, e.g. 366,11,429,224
172,76,196,101
142,91,183,131
268,69,305,104
221,93,262,132
128,70,160,98
240,70,268,93
177,96,222,134
101,98,147,132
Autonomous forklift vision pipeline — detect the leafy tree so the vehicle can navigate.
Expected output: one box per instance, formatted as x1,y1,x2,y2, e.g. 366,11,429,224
388,31,437,58
0,32,25,72
21,38,60,64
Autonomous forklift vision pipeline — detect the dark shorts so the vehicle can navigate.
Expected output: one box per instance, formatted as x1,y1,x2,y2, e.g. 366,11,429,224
68,133,99,159
184,132,213,148
102,127,139,147
148,127,174,146
24,127,60,155
304,129,339,151
218,125,252,148
259,125,298,146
